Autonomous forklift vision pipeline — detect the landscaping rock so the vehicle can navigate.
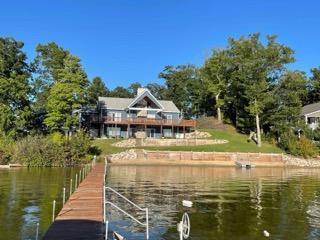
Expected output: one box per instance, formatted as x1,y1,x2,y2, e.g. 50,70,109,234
112,139,136,148
284,155,320,167
108,149,138,162
185,130,211,139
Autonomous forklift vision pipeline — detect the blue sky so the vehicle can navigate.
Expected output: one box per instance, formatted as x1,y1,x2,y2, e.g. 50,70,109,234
1,0,319,89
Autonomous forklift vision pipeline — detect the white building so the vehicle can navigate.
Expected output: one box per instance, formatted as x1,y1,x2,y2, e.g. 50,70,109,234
301,102,320,130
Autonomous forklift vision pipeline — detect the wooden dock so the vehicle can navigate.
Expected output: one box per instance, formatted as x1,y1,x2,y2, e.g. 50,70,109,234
43,163,105,240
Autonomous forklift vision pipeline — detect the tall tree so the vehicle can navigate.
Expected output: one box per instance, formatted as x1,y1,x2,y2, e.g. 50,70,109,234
159,65,200,117
44,54,89,131
201,49,230,122
145,83,168,100
307,67,320,104
108,86,132,98
0,37,31,137
227,34,294,146
87,77,109,104
268,71,307,133
32,42,70,116
128,82,142,97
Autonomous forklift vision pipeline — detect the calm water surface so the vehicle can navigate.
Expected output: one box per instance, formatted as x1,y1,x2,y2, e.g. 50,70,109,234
106,166,320,240
0,167,78,240
2,166,320,240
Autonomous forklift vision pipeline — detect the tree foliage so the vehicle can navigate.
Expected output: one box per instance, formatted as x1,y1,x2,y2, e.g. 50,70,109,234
0,37,31,137
87,77,109,104
44,54,88,130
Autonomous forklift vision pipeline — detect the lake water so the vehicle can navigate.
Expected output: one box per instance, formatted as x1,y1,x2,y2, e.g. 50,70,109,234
106,166,320,240
0,167,78,240
1,166,320,240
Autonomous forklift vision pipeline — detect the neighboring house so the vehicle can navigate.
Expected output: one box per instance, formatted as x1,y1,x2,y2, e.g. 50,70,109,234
301,102,320,130
89,88,196,138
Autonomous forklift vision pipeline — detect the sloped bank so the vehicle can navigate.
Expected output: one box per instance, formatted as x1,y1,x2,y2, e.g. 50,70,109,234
107,149,285,167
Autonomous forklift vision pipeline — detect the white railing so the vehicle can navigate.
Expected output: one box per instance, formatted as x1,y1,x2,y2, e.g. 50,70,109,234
103,158,149,240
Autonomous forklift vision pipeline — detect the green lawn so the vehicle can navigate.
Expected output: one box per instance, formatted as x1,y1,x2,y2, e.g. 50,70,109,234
142,129,282,153
92,138,128,155
92,128,282,156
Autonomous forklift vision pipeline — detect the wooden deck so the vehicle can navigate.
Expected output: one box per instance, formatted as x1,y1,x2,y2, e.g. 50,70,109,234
92,116,196,127
43,163,105,240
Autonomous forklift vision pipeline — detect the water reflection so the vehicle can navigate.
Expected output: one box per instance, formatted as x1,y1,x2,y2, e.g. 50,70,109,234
106,166,320,240
0,167,77,240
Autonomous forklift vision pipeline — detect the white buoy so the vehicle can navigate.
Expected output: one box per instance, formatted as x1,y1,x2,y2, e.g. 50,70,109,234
182,200,193,208
263,230,270,237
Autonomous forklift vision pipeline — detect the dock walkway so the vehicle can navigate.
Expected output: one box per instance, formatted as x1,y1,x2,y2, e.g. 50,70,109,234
43,163,105,240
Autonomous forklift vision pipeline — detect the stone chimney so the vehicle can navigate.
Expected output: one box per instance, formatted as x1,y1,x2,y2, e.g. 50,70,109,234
137,88,146,96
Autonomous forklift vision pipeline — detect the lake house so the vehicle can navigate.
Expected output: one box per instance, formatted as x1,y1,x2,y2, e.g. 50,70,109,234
301,102,320,130
89,88,196,138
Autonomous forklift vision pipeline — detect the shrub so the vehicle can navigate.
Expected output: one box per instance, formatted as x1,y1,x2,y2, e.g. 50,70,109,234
278,131,318,158
12,135,64,167
50,132,65,145
0,131,100,167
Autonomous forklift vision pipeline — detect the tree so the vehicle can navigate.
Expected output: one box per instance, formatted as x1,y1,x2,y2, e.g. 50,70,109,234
227,34,294,147
108,86,132,98
44,54,89,131
0,37,31,137
87,77,109,104
159,65,201,117
31,42,70,130
307,67,320,104
128,82,142,97
268,71,307,133
35,42,69,81
201,49,230,122
145,83,167,100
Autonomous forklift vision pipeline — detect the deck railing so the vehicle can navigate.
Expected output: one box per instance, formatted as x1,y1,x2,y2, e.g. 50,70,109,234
95,116,196,127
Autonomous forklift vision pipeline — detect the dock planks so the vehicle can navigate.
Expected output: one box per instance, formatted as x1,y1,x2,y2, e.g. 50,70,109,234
43,163,105,240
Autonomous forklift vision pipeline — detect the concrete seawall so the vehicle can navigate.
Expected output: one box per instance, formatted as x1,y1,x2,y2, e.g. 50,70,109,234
109,150,285,167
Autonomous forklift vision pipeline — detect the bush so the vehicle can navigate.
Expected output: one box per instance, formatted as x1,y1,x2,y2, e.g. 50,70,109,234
12,135,64,167
0,131,100,167
278,131,318,158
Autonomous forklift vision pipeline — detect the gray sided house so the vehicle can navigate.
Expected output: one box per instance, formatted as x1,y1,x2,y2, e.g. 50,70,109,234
89,88,196,138
301,102,320,130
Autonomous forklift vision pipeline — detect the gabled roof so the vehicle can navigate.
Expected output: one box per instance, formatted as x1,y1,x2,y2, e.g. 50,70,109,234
301,102,320,115
98,95,180,113
128,88,164,109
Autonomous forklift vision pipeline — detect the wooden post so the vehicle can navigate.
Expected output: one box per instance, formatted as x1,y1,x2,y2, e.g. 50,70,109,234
171,125,174,138
127,124,130,138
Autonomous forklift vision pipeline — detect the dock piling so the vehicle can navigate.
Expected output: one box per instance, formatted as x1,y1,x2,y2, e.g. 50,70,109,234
35,222,39,240
52,200,56,222
62,187,66,205
70,178,73,197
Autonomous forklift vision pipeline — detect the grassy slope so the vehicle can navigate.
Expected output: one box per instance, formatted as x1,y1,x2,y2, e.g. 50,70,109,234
92,128,282,156
141,129,282,153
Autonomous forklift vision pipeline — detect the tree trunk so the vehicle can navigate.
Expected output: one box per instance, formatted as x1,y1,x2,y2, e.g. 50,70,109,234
256,113,262,147
215,93,222,123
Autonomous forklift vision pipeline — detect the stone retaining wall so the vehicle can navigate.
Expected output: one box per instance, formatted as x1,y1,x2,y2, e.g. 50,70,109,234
108,149,284,166
112,138,227,148
145,151,283,163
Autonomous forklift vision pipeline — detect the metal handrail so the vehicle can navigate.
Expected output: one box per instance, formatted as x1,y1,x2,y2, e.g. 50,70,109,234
105,186,145,211
103,184,149,239
105,201,146,226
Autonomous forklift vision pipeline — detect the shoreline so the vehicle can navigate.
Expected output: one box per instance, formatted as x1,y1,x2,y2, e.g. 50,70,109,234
107,149,320,168
0,164,23,169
